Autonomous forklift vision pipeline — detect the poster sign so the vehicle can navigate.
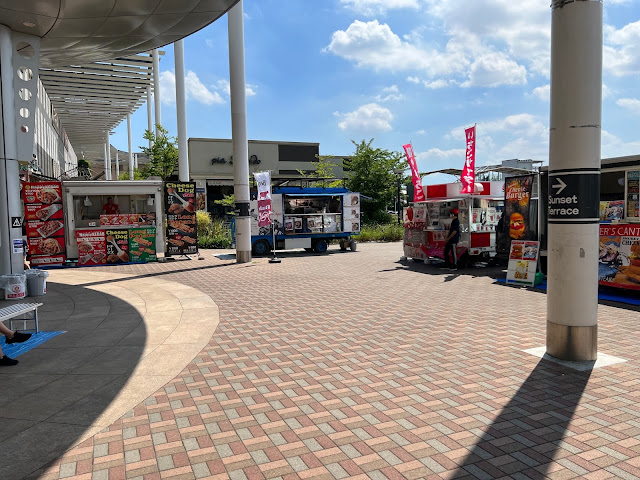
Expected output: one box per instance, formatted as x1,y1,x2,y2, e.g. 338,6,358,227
402,143,426,203
22,181,66,266
598,224,640,291
253,171,272,227
165,182,197,256
75,229,107,266
105,229,130,264
129,228,157,263
460,126,476,194
504,175,534,242
506,240,539,286
600,201,624,222
343,193,361,233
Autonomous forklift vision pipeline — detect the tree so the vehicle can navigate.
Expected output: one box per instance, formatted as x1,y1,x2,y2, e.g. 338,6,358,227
299,155,343,187
118,168,148,180
140,125,178,181
345,139,404,224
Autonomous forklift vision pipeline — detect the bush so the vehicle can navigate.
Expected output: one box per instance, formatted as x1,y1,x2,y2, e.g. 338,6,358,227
196,212,232,248
357,223,404,243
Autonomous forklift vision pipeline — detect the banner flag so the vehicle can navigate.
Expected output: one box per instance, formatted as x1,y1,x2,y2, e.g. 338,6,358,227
253,171,272,227
504,174,535,241
461,126,476,194
402,143,426,202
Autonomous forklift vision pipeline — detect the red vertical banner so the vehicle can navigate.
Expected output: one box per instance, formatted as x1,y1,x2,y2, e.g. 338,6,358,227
402,143,425,202
461,126,476,194
253,171,272,227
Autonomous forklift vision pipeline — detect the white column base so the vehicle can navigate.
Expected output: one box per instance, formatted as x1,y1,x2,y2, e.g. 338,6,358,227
547,321,597,361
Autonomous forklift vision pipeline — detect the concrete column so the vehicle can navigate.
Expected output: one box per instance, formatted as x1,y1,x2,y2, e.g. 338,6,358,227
228,0,252,263
103,142,108,180
0,25,24,274
152,49,161,135
174,40,189,182
134,153,138,169
146,85,153,149
546,0,602,361
127,112,134,180
115,149,119,180
106,135,112,181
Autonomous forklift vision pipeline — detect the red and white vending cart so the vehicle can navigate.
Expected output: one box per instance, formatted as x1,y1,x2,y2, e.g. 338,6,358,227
404,180,505,266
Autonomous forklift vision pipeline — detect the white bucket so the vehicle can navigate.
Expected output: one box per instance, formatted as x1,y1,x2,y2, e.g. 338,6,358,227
25,270,48,296
0,274,27,300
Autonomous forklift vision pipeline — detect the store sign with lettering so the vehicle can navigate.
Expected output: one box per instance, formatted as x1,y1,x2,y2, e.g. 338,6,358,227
548,172,599,221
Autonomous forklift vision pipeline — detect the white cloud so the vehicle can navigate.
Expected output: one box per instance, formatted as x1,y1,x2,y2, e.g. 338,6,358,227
461,51,527,87
334,103,394,132
407,76,420,84
602,129,640,158
339,0,420,16
416,129,426,135
605,21,640,76
375,85,403,102
215,79,257,98
532,84,550,101
159,70,224,106
617,97,640,114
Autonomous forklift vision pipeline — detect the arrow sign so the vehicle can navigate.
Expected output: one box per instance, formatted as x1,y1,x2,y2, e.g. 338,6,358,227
552,178,567,195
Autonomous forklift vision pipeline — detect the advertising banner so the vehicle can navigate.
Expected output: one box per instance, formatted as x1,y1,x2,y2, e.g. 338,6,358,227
343,193,361,233
598,224,640,290
460,126,476,194
22,181,66,266
129,228,157,263
506,240,540,286
504,175,534,241
402,143,426,202
253,171,272,227
75,229,107,266
105,229,130,264
165,182,197,256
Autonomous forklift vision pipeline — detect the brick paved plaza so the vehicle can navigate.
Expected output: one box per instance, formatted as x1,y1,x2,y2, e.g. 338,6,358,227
8,242,640,479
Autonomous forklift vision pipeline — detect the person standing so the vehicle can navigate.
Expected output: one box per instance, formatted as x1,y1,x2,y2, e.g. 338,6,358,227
444,208,460,270
102,196,120,214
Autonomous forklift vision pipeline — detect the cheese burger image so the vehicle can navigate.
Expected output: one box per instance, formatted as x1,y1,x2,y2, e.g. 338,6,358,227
509,212,525,239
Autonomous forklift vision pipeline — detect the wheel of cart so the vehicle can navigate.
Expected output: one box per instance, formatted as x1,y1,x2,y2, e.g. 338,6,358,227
252,239,271,256
312,239,328,253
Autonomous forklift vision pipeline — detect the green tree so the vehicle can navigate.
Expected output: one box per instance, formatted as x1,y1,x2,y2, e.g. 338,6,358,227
345,139,404,224
299,155,343,187
118,168,148,180
140,125,178,181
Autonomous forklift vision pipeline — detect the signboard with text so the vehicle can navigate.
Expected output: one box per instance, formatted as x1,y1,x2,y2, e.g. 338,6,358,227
506,240,540,286
548,172,599,222
22,181,66,266
165,182,198,256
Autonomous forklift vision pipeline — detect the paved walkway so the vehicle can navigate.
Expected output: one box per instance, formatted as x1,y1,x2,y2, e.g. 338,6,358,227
4,242,640,479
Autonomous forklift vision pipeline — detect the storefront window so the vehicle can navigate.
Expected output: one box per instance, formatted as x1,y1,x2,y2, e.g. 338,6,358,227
283,195,343,234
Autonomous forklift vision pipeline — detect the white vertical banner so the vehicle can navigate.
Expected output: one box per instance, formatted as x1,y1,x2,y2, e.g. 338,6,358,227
253,171,272,227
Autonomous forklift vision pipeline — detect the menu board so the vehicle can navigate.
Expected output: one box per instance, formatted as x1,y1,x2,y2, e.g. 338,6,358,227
105,229,130,264
627,171,639,218
506,240,540,286
343,193,361,233
598,224,640,291
129,228,157,263
22,181,66,266
75,229,107,266
165,182,197,256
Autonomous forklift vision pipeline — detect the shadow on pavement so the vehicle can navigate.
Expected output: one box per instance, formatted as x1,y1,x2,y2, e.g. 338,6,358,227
454,359,592,478
0,283,146,480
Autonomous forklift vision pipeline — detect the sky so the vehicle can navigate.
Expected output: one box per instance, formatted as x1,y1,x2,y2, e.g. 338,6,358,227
110,0,640,184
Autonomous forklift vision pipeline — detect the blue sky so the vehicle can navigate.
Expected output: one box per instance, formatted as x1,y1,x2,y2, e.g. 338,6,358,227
111,0,640,183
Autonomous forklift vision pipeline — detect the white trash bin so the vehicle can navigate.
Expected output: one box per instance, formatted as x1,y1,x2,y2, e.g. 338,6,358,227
0,274,27,300
25,270,48,296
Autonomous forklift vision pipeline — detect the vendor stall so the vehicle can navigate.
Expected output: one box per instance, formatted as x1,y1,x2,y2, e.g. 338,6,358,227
404,181,504,265
62,180,164,265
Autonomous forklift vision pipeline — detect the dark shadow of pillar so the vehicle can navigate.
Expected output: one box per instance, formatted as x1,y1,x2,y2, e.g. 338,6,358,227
452,358,592,479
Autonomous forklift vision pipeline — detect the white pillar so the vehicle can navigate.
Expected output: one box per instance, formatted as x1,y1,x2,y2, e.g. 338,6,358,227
106,135,112,181
546,0,602,361
228,0,252,263
127,112,134,180
103,141,108,180
115,149,119,180
134,153,138,169
174,40,189,182
146,85,153,149
0,25,23,274
152,49,161,136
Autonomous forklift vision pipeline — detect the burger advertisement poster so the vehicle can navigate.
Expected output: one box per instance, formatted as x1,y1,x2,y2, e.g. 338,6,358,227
506,240,540,286
598,224,640,290
22,181,66,266
504,175,534,242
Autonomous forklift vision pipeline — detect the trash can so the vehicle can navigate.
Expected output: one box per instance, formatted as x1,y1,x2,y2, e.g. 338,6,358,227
0,274,27,300
25,270,48,296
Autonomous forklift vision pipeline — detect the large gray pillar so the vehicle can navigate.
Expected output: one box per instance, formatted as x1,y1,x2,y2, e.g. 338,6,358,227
127,112,134,179
228,0,252,263
174,40,189,182
546,0,602,361
152,49,161,135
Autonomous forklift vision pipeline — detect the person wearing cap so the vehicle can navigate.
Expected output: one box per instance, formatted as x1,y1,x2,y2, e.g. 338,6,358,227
443,208,461,269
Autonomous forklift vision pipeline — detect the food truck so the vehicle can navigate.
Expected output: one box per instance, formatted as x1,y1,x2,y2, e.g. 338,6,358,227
250,186,360,254
61,180,165,266
540,154,640,291
403,179,505,266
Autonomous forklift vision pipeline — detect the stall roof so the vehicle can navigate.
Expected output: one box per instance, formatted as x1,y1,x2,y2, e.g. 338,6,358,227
421,165,537,177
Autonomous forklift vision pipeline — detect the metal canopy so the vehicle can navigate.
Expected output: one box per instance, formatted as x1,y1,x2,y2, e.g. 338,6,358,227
39,52,158,162
421,165,537,178
1,0,240,67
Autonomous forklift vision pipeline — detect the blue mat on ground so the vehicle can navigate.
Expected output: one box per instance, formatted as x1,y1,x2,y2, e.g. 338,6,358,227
495,278,640,306
0,331,64,357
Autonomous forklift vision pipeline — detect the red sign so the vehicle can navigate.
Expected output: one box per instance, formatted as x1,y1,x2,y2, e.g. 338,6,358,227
403,143,425,202
25,203,63,222
257,199,272,227
75,229,107,266
27,237,65,256
461,126,476,194
22,182,62,205
22,181,66,266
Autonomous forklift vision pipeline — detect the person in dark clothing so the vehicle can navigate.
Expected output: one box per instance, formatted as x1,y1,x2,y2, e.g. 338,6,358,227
444,208,461,269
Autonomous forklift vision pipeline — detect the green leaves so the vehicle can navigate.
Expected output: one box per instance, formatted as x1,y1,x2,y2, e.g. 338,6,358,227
140,125,178,181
